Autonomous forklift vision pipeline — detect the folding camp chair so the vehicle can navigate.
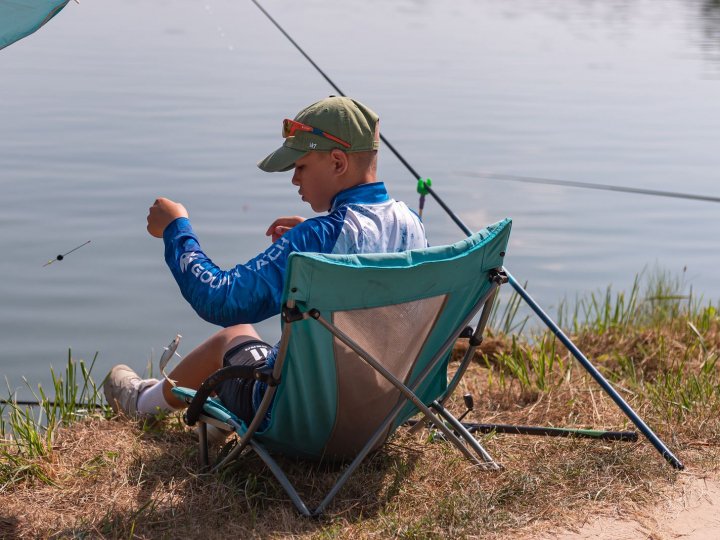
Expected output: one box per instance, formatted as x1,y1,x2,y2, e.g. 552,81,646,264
172,218,512,517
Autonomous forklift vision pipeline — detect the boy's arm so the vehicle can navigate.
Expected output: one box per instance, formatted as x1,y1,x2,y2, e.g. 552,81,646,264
163,218,289,326
147,197,290,325
162,215,339,326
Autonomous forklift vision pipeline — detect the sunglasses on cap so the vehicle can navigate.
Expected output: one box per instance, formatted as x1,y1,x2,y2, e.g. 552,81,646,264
282,118,351,149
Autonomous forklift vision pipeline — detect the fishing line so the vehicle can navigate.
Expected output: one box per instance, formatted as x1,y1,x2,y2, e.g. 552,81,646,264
458,171,720,204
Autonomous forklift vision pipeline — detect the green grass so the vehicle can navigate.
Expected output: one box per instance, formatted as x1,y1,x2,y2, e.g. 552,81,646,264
485,269,720,402
1,351,109,488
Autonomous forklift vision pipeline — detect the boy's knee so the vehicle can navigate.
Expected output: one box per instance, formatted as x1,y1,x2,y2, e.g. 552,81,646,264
213,325,260,352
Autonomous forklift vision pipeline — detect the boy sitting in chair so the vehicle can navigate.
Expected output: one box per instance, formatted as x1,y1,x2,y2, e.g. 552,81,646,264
104,96,428,424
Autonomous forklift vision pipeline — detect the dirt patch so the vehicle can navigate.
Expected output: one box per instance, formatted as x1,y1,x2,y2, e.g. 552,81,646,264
542,475,720,540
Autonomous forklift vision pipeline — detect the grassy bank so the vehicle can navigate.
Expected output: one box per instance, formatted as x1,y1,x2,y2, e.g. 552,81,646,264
1,272,719,539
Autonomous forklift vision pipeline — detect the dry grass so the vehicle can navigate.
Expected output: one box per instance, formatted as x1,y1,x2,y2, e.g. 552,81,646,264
2,320,719,539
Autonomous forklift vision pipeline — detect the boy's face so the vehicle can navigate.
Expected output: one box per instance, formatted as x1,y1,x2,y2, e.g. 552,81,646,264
291,151,341,212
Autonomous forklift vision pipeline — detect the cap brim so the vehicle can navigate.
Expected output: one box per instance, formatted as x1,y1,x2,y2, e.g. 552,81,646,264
257,144,307,173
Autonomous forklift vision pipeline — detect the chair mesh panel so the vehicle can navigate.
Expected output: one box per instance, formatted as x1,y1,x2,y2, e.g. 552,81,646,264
325,294,447,457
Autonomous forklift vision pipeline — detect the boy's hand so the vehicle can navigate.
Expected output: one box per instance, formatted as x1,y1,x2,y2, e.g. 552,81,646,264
147,198,189,238
265,216,306,243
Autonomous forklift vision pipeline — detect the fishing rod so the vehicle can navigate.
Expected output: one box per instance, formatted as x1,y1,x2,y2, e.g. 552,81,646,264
249,0,684,470
246,0,717,213
464,423,638,441
406,419,637,441
0,335,184,410
406,394,638,441
0,398,103,408
249,0,415,176
247,0,462,223
458,171,720,204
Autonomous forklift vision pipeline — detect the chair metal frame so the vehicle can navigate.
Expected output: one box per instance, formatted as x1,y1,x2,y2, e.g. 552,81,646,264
182,269,508,516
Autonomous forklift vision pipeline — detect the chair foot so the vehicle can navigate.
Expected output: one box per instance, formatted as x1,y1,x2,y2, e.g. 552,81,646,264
197,422,209,469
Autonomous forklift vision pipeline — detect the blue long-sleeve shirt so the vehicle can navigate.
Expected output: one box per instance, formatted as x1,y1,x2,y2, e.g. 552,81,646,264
163,182,427,326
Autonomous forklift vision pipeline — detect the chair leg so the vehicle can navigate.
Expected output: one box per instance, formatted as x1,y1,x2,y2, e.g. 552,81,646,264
318,403,501,515
230,400,496,516
431,401,501,470
249,440,312,517
313,435,386,516
198,421,209,470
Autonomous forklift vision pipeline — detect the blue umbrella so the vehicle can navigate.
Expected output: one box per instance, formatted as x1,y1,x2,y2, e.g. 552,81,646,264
0,0,72,51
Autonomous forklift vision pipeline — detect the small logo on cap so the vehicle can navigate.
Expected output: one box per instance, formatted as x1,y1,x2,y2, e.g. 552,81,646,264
309,142,317,149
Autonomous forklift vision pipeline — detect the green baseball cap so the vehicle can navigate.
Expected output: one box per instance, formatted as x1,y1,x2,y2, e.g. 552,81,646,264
257,96,380,173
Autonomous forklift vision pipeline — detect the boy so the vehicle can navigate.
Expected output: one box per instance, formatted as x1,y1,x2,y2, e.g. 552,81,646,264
104,96,428,423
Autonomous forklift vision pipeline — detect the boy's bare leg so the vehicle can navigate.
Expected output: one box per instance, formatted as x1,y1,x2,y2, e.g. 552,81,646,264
162,324,261,408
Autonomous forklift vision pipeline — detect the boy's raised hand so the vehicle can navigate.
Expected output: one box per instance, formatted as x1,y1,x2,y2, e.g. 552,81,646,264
265,216,306,243
147,197,189,238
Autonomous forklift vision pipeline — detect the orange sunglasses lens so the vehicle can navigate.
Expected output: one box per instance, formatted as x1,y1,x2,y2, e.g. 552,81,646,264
281,118,350,148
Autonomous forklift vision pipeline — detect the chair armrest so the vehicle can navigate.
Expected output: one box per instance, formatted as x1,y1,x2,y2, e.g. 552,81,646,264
184,364,280,426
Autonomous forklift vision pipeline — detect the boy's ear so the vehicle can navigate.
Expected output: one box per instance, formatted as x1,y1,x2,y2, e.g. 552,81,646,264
330,149,349,175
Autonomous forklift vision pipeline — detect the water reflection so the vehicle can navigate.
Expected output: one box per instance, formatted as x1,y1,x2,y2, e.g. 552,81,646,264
399,0,720,69
700,0,720,67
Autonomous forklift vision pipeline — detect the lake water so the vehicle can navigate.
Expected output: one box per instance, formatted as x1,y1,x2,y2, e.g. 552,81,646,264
1,0,719,398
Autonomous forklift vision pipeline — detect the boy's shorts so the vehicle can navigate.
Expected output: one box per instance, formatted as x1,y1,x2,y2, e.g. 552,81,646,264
215,338,272,424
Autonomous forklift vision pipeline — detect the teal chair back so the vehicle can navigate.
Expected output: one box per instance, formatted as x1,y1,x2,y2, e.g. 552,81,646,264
255,218,512,459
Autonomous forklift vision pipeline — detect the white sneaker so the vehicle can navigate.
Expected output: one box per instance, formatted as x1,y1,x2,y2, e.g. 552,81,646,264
103,364,159,417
